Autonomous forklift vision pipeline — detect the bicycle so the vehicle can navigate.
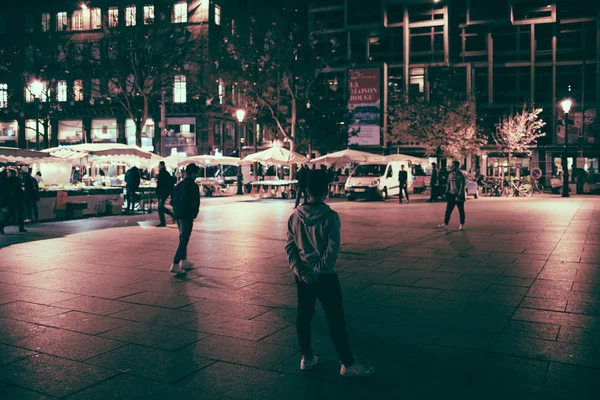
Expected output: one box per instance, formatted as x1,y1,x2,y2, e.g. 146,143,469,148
503,179,533,197
531,178,544,194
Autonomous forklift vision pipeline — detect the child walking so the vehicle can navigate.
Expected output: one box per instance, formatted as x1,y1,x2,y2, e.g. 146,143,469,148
285,169,374,377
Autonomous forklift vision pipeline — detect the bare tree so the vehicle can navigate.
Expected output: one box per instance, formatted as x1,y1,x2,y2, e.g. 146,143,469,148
493,106,546,167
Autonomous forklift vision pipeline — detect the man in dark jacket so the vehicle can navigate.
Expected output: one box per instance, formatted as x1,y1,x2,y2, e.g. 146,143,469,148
428,162,439,202
156,161,175,227
0,169,26,234
169,163,200,274
125,166,141,214
21,167,39,222
398,164,409,203
295,164,309,208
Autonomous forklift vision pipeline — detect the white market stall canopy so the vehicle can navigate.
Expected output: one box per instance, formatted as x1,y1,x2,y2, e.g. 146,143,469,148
239,147,307,166
0,146,57,164
43,143,158,167
179,155,240,167
385,153,429,165
310,149,386,167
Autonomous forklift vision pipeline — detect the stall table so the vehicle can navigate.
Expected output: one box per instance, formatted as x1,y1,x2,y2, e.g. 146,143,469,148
38,187,124,221
250,180,297,199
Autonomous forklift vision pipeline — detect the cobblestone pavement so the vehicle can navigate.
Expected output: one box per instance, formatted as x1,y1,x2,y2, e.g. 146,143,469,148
0,195,599,399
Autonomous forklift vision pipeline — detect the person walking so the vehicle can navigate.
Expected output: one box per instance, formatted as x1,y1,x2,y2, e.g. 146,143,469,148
21,167,39,222
156,161,175,227
124,166,141,214
427,162,439,202
398,164,409,203
285,169,375,377
438,161,466,231
169,163,200,274
0,169,26,234
295,164,309,208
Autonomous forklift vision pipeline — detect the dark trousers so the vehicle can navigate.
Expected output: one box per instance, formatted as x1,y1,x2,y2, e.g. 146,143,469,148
126,188,137,212
444,194,465,225
429,185,438,201
0,202,25,231
158,196,173,225
296,273,354,366
173,219,193,264
295,187,307,208
399,183,409,202
24,198,38,221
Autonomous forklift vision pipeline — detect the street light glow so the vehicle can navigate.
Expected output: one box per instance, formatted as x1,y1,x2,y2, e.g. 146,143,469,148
561,99,572,113
30,80,43,98
81,3,87,10
236,109,246,123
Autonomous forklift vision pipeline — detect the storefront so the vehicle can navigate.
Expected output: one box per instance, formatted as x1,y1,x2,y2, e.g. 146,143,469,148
125,118,154,151
58,120,84,146
0,120,19,147
165,117,196,155
91,119,118,143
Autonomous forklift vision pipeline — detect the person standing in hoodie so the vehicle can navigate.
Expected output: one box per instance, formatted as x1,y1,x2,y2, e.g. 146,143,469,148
169,163,200,274
438,160,466,230
156,161,175,227
285,169,374,377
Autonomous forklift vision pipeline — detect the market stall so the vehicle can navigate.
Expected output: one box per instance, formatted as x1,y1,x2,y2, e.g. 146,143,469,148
179,155,241,196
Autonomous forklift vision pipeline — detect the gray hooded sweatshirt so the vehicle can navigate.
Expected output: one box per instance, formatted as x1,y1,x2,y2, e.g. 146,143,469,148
285,203,341,279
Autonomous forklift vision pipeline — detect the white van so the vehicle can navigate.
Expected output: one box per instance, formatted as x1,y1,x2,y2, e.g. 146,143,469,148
344,161,413,201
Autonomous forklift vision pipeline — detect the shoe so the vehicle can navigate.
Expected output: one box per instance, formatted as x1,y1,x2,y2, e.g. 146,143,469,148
169,263,186,274
438,223,448,230
340,356,374,377
156,223,166,227
181,260,194,270
459,224,465,230
300,355,319,371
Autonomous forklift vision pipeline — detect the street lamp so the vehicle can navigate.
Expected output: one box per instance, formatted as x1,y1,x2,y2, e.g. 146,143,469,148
235,109,246,195
30,80,44,150
561,99,572,198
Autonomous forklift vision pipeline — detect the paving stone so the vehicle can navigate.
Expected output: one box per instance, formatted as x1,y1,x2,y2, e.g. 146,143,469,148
503,320,560,341
51,296,133,316
512,308,600,329
99,322,207,351
476,353,548,385
109,304,202,327
0,382,57,399
35,311,126,335
85,344,214,383
0,343,37,366
117,292,200,309
520,297,567,312
557,325,600,347
545,362,600,390
179,314,288,341
461,378,579,400
2,288,82,306
435,328,498,350
0,301,68,323
178,298,269,319
0,353,117,398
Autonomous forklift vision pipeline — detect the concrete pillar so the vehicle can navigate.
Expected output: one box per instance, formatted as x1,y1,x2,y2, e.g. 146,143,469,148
17,117,26,149
83,118,92,143
117,116,126,144
50,119,59,147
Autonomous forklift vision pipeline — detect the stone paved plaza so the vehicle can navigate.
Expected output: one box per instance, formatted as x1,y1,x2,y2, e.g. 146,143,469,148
0,195,599,399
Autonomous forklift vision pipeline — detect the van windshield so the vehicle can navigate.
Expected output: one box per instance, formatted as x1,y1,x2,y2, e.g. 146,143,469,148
352,164,386,177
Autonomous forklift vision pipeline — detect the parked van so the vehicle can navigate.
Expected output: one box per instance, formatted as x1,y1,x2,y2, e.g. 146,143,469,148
344,161,413,201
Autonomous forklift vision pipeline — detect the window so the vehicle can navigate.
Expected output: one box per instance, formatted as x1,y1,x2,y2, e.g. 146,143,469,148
56,12,67,31
126,5,136,26
218,79,224,104
91,119,118,143
108,7,119,27
91,8,102,29
409,67,425,94
72,10,83,31
25,81,48,102
57,80,67,102
91,79,101,99
231,19,235,35
41,13,51,32
173,1,187,23
214,4,221,25
144,5,154,24
0,83,7,108
91,42,101,62
73,80,83,101
174,75,187,103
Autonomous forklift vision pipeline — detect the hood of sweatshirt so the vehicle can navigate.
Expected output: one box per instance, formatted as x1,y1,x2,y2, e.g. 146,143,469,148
295,203,334,227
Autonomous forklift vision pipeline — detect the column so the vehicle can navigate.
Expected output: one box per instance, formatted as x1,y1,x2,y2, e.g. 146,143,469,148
83,118,92,143
117,116,126,144
152,113,162,155
17,117,26,149
50,119,59,147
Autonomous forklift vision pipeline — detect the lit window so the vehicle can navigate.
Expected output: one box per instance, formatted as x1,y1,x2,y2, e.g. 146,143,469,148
0,83,7,108
56,12,67,31
57,80,67,102
174,75,187,103
72,10,83,31
218,80,224,104
214,5,221,25
108,7,119,27
173,1,187,23
126,5,136,26
144,5,154,24
25,81,48,103
91,8,102,29
231,19,235,35
41,13,51,32
74,80,83,101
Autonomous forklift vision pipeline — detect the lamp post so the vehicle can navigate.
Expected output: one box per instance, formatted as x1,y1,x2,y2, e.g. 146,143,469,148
30,80,44,150
561,99,572,198
235,109,246,195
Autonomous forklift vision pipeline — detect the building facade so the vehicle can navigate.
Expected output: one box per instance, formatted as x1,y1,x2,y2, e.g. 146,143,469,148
0,0,250,157
308,0,600,181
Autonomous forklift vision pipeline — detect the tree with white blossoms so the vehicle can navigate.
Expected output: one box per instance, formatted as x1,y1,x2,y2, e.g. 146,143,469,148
387,68,485,164
493,106,546,168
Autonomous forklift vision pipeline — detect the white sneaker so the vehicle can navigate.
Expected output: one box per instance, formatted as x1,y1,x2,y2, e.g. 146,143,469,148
181,260,194,270
300,355,319,371
459,224,465,230
340,356,374,377
438,223,448,230
169,263,186,274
